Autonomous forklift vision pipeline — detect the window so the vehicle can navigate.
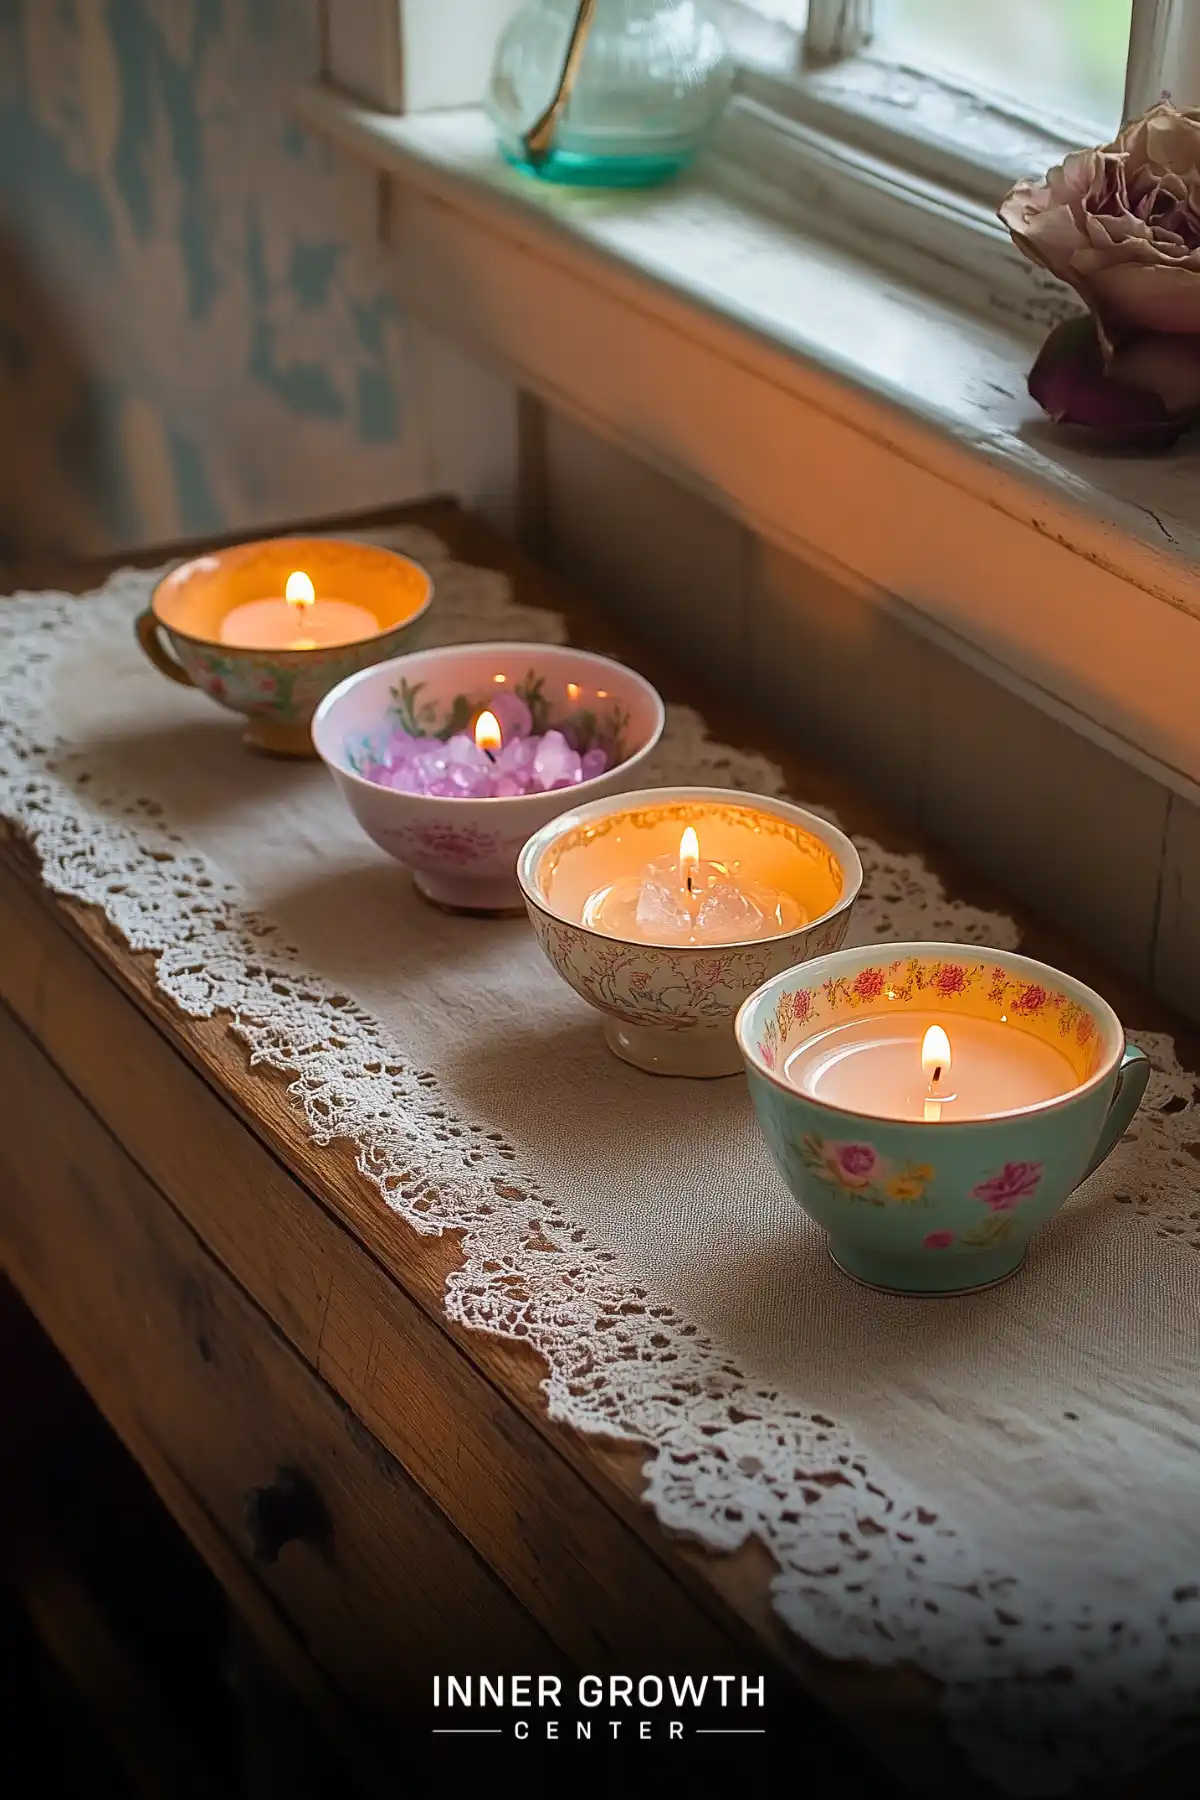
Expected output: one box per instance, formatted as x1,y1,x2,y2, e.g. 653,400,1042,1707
712,0,1199,314
721,1,1198,183
873,0,1133,137
325,2,1200,325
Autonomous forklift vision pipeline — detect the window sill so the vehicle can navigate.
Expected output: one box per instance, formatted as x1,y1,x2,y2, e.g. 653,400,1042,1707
300,85,1200,799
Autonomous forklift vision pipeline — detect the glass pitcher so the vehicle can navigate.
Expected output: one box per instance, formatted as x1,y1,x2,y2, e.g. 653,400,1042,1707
487,0,733,186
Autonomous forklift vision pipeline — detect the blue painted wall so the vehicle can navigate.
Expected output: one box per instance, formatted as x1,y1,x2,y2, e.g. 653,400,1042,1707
0,0,424,556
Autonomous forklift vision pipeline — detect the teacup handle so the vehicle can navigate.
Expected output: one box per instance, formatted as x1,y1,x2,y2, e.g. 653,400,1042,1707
135,608,195,687
1079,1043,1150,1185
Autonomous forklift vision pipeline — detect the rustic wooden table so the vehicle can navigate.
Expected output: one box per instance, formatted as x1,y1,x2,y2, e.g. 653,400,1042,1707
1,500,1195,1799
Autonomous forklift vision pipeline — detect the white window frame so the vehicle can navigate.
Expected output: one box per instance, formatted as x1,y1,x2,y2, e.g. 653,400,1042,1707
320,2,1200,331
722,0,1200,192
706,0,1200,321
305,0,1200,798
323,3,1200,193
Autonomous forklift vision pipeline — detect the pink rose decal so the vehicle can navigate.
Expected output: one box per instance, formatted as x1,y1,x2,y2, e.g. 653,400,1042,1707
854,967,885,1002
826,1141,879,1190
971,1161,1043,1211
1013,983,1048,1016
923,1230,955,1250
384,820,503,865
933,964,967,995
792,988,813,1026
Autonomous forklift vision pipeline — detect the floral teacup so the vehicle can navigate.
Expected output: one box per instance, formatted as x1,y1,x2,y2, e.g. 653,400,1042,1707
136,536,434,757
312,642,664,913
736,943,1150,1295
519,788,863,1076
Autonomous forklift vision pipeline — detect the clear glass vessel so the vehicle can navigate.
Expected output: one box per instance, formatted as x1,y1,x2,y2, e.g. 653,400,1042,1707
486,0,733,187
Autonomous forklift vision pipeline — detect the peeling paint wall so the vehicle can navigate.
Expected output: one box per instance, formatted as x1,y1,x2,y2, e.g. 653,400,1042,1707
0,0,426,556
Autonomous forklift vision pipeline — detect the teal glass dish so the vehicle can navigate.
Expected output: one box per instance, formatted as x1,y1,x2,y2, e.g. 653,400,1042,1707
486,0,733,187
736,943,1150,1297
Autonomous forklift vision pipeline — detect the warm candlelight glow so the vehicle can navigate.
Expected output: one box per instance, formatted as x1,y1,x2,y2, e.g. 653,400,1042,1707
285,569,315,617
218,563,379,651
921,1024,952,1122
679,826,700,896
576,804,810,949
566,682,581,702
474,709,503,757
921,1024,951,1084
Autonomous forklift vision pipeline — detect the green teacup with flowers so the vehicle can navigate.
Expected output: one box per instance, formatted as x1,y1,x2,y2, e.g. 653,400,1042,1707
735,943,1150,1296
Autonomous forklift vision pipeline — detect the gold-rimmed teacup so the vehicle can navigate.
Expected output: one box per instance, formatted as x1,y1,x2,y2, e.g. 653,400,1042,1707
135,535,434,757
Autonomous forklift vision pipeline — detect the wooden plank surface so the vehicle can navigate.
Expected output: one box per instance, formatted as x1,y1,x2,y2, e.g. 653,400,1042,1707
0,865,765,1681
3,497,1197,1799
0,1001,567,1770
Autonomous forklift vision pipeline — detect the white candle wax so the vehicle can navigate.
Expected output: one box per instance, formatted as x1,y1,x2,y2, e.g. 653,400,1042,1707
219,596,379,651
784,1011,1077,1120
583,827,805,946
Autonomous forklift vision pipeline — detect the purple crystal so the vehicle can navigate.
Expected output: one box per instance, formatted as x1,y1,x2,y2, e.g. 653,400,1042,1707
353,715,617,798
482,689,533,740
531,729,581,791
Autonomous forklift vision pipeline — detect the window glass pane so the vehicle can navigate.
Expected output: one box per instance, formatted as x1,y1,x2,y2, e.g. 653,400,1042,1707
876,0,1132,137
741,0,808,26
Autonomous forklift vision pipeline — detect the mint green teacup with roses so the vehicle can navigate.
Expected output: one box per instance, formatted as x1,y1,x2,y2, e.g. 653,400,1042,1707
735,943,1149,1296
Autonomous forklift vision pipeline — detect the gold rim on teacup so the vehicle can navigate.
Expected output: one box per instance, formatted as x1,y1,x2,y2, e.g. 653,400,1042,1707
734,943,1150,1295
135,535,434,758
518,787,864,1077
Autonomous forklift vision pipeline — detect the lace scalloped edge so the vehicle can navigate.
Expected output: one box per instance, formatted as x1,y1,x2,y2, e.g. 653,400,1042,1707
2,543,1198,1797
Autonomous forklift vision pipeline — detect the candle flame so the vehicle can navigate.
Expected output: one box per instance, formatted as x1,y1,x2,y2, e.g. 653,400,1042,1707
921,1024,952,1086
474,709,503,755
680,825,700,896
285,569,315,617
566,682,581,702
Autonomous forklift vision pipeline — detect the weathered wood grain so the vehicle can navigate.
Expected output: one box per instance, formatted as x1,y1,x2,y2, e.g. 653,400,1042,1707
3,497,1196,1800
0,1002,565,1760
0,864,759,1678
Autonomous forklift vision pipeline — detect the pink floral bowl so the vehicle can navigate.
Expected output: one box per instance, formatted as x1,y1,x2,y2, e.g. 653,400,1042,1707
136,536,434,757
311,642,665,913
518,787,863,1077
736,943,1150,1295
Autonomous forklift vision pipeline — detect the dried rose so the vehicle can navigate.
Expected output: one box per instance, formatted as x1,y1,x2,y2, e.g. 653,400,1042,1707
1027,315,1200,444
1000,101,1200,438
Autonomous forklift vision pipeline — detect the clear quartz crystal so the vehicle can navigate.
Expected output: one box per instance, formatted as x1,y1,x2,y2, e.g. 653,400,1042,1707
586,856,805,944
694,881,768,939
633,878,694,937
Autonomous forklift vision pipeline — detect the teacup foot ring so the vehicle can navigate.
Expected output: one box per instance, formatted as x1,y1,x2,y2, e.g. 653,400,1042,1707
412,870,525,919
603,1017,743,1079
242,718,318,759
827,1243,1027,1298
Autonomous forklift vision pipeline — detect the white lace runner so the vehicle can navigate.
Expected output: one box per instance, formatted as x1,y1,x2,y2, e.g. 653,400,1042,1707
2,528,1198,1798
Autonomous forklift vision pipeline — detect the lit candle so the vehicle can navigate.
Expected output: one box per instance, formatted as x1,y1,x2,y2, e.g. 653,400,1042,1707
922,1024,952,1122
474,708,502,762
583,825,806,946
220,569,380,651
785,1011,1076,1120
358,693,610,798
